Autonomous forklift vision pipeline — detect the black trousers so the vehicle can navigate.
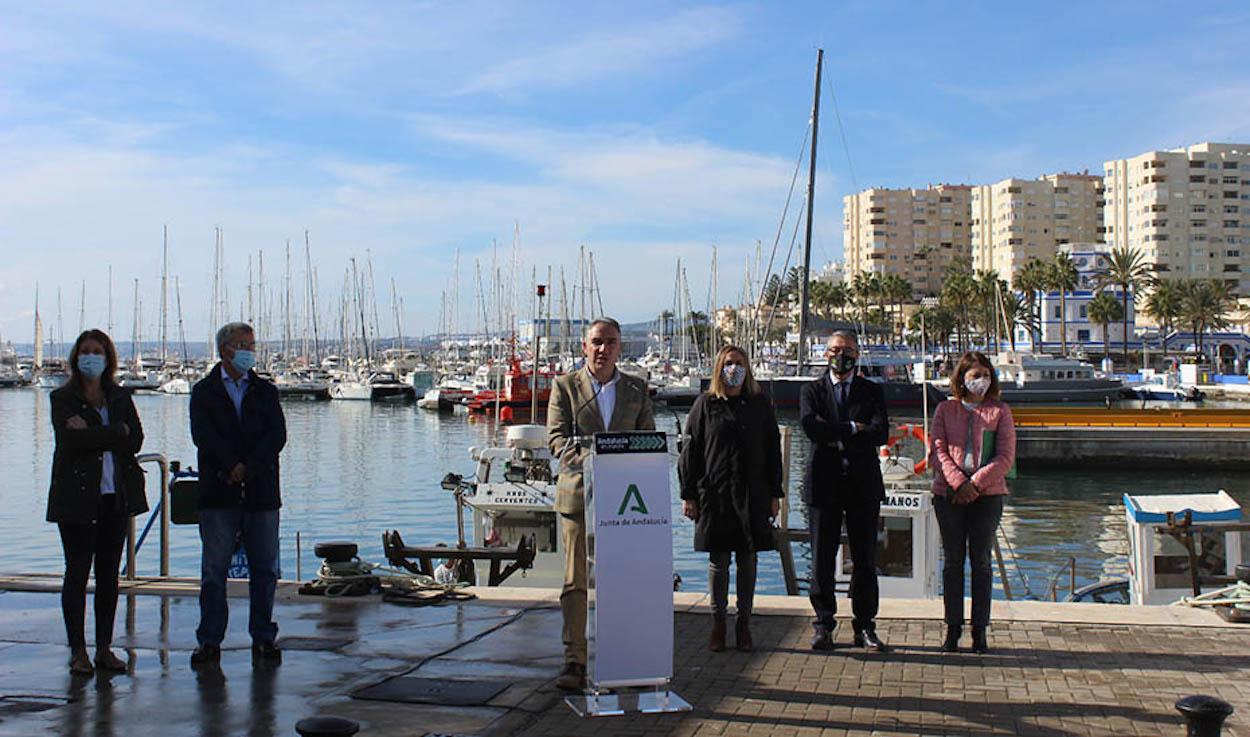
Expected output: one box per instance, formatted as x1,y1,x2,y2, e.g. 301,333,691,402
57,496,128,651
808,495,880,630
934,494,1004,629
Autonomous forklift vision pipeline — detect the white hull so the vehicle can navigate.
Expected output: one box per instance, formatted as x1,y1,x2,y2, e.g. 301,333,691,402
331,383,372,400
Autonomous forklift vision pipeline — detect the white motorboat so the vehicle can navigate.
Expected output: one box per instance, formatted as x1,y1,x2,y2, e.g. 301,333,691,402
159,377,191,395
989,352,1124,403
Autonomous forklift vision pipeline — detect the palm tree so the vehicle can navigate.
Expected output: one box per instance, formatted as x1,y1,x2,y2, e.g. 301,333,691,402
1014,258,1049,351
1180,279,1235,359
1047,252,1079,357
1087,291,1124,363
974,269,1003,351
941,258,976,353
850,272,873,326
999,291,1035,352
1093,246,1154,364
884,273,912,344
829,283,850,320
808,280,834,319
1143,280,1183,358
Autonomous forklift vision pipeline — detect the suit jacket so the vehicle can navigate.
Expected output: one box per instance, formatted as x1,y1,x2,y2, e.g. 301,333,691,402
546,368,655,514
47,383,148,524
798,371,889,505
929,398,1015,497
190,363,287,510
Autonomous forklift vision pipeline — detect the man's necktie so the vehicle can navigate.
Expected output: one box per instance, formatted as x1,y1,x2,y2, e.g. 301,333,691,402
836,381,848,417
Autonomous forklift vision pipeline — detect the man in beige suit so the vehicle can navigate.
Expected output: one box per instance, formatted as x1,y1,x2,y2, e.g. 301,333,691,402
547,317,655,691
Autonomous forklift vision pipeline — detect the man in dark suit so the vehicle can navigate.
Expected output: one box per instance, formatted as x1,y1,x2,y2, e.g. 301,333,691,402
546,317,655,691
799,330,889,651
189,322,287,668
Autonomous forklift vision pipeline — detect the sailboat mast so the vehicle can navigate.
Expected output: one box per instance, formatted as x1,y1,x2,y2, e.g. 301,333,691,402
306,231,321,365
160,225,169,363
796,47,823,376
175,276,189,363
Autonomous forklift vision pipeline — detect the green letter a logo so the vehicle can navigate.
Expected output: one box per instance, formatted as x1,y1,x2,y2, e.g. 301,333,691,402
617,484,649,515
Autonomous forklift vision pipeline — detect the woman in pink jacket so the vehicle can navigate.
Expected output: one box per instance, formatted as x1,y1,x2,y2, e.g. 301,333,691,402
928,351,1015,654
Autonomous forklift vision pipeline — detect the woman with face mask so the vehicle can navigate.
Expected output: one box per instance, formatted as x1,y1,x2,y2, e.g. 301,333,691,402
678,345,783,652
927,351,1015,654
47,330,147,676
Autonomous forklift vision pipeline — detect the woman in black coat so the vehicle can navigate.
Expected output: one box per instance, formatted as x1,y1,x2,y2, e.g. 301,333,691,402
679,345,783,652
47,329,147,676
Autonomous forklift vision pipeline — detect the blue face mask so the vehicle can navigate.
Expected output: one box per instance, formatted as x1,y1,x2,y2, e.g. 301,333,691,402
230,350,257,374
77,353,106,379
722,364,746,388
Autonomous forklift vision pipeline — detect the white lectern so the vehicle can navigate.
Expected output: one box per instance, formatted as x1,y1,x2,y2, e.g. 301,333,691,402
564,431,692,717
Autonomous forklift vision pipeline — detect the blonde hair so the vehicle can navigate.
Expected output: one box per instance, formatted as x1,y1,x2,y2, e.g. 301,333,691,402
706,345,760,399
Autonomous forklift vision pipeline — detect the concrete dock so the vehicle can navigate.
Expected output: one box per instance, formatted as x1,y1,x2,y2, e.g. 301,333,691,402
0,573,1246,737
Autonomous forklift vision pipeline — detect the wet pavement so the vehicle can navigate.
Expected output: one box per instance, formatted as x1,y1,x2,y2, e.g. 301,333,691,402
0,579,1247,736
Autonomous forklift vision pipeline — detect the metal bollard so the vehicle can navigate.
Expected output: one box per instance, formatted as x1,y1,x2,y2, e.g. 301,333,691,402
294,715,360,737
1176,695,1234,737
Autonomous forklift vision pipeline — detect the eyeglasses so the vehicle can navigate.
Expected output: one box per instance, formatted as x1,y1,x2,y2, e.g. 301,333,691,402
228,342,257,351
826,347,858,356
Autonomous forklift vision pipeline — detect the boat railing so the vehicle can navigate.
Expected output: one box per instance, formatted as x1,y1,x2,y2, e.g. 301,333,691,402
124,453,171,579
1047,557,1078,602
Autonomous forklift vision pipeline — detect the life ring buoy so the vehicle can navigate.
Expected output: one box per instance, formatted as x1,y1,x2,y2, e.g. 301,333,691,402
913,458,928,474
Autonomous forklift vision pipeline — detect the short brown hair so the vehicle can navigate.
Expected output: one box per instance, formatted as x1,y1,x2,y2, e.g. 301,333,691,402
68,329,119,389
706,344,760,399
950,351,1000,401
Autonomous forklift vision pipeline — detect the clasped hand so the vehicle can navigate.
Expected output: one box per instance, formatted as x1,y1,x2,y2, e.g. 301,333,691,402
951,481,980,505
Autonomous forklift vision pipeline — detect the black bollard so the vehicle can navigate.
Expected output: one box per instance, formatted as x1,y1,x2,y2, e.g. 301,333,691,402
1175,695,1234,737
294,715,360,737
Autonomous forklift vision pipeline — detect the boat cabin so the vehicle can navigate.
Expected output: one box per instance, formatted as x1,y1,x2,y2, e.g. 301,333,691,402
1123,491,1245,605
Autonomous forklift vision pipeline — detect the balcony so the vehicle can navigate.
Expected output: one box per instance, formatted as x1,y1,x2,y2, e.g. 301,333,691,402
1148,219,1168,227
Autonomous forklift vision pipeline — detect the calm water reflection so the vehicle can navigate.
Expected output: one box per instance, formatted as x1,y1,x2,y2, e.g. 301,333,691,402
3,389,1247,598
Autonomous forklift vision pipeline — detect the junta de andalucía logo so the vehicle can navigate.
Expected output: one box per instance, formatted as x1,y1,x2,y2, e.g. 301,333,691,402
616,484,649,515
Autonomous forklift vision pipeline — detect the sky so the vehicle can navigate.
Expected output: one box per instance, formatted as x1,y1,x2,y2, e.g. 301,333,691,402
3,1,1250,345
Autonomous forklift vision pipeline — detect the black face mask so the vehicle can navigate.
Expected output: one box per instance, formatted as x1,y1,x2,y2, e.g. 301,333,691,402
830,353,857,375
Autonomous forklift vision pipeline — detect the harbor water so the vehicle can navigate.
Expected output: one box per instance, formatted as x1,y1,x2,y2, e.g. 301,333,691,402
3,388,1248,600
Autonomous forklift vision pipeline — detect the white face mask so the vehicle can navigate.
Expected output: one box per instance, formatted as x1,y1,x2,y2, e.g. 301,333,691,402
965,375,991,397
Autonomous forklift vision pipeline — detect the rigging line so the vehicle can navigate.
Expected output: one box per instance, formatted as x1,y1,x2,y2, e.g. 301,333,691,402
823,71,859,195
755,120,812,321
758,189,809,348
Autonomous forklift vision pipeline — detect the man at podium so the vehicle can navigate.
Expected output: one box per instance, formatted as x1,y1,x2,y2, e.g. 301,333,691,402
546,317,655,692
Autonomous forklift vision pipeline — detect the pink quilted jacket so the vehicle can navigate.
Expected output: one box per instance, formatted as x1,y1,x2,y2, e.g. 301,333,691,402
928,398,1016,497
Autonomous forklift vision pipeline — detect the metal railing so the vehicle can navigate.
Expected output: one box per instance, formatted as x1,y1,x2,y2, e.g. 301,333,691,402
124,453,170,580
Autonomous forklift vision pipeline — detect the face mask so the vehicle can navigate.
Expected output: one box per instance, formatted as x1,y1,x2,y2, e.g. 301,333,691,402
965,376,991,397
830,353,857,375
230,350,257,374
77,354,106,379
722,364,746,388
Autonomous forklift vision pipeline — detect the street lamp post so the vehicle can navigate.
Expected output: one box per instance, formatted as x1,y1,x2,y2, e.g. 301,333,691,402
919,296,940,456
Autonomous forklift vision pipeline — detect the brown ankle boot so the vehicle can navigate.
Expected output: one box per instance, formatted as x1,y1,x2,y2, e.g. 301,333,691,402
735,617,753,652
709,617,727,652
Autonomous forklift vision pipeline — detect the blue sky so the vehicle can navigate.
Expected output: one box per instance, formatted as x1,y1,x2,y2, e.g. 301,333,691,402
3,1,1250,344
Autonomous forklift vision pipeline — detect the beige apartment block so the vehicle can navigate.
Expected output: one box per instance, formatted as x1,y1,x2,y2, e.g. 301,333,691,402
1104,142,1250,294
970,173,1103,278
842,184,971,297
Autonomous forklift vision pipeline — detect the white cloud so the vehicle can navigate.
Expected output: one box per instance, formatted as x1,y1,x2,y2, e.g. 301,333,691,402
0,114,808,343
458,5,744,97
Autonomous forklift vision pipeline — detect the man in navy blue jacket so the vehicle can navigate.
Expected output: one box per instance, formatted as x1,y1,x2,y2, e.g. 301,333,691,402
189,322,286,667
799,331,890,653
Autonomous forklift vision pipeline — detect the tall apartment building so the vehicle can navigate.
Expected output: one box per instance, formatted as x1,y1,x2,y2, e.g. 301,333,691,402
842,184,971,297
970,173,1103,278
1103,142,1250,295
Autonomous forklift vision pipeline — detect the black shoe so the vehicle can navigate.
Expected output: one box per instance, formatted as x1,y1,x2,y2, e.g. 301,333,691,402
971,627,989,654
810,623,834,651
190,644,221,666
555,661,586,692
941,625,962,653
854,626,889,652
252,641,282,666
